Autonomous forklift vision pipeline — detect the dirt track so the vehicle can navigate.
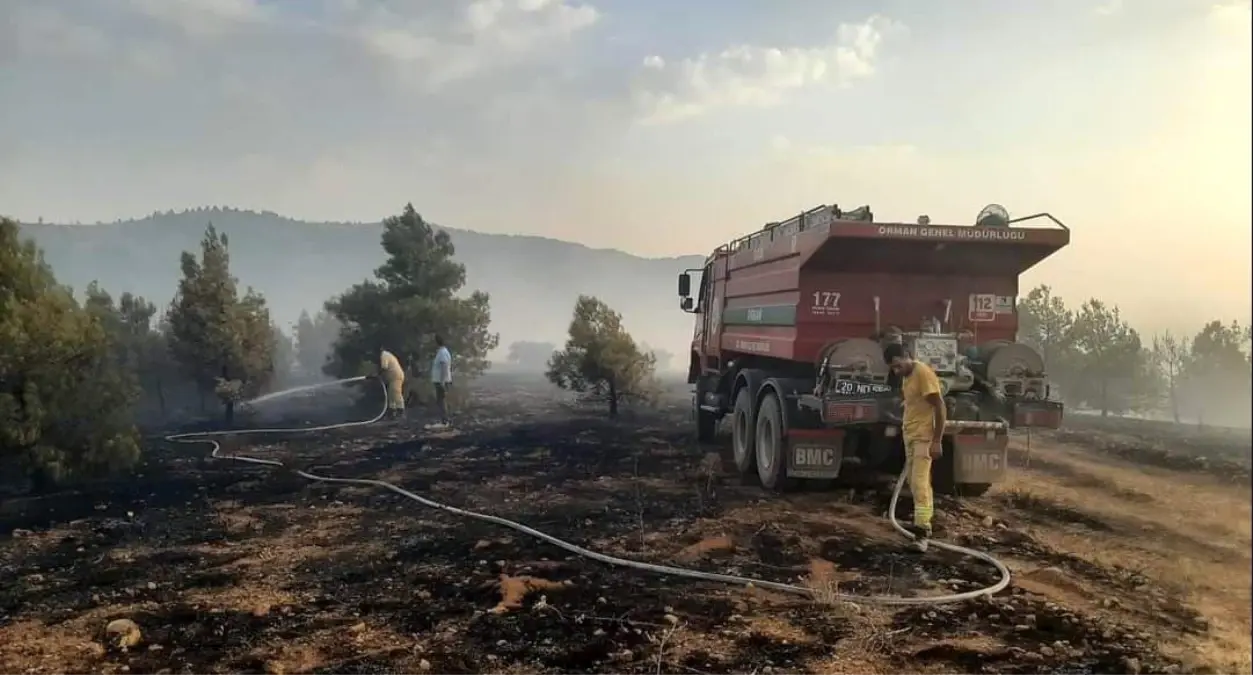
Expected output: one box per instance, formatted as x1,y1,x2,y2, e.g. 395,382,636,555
1,376,1249,674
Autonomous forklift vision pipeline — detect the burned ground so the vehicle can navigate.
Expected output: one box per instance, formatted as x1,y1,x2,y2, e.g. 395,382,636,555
1,376,1249,674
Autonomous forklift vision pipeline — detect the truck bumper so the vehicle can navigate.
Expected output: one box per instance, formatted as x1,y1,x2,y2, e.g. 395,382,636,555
947,421,1010,484
1012,400,1064,429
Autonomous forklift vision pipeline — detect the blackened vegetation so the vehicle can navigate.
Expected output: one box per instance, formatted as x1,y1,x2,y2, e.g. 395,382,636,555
0,377,1197,674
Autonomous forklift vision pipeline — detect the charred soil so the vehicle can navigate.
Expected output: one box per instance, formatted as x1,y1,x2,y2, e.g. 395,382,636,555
0,376,1247,674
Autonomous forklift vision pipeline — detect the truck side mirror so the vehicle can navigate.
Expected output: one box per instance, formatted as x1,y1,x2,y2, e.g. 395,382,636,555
678,272,691,297
681,297,695,312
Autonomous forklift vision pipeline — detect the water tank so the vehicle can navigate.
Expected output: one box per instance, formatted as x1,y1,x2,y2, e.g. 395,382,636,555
975,341,1045,380
975,204,1010,228
820,338,889,378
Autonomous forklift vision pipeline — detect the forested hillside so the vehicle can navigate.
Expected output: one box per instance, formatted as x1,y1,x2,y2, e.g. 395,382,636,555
20,207,703,359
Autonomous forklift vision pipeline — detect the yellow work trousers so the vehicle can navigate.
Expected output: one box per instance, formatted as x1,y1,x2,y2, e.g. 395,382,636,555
906,439,934,531
384,371,405,410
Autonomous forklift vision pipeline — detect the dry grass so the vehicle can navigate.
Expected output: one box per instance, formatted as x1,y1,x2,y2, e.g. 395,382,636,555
989,436,1253,674
490,575,573,614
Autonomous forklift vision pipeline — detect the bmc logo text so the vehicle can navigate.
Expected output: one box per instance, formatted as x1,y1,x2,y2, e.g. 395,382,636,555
793,447,837,466
959,453,1003,474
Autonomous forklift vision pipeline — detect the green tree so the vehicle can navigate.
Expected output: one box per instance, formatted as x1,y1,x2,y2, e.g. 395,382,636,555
0,218,141,485
1150,331,1189,423
546,295,659,418
83,282,177,420
166,224,275,418
1069,299,1153,416
1016,285,1079,386
325,204,499,391
294,309,341,377
1181,320,1252,426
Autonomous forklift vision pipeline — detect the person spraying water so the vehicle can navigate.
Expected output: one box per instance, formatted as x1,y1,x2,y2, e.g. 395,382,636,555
379,348,406,420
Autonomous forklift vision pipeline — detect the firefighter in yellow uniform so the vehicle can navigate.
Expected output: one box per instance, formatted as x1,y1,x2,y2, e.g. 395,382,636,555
379,349,406,420
883,342,947,551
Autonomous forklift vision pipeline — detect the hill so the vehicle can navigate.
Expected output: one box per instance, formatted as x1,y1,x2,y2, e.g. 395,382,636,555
18,207,704,363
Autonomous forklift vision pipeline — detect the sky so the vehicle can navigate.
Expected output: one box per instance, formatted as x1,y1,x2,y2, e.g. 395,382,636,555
1,0,1250,336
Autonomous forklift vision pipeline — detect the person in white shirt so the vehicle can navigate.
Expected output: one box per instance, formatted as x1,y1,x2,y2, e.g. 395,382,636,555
379,348,405,420
429,335,453,429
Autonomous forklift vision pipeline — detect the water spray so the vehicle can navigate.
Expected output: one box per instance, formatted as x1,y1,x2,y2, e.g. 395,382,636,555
166,378,1010,606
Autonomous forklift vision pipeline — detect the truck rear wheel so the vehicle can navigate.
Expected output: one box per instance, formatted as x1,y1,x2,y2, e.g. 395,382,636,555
731,388,755,474
755,392,790,492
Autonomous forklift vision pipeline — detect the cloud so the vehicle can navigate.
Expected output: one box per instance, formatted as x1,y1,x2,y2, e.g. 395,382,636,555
2,0,599,90
122,0,272,36
1,4,113,62
630,15,904,125
347,0,600,90
1092,0,1124,17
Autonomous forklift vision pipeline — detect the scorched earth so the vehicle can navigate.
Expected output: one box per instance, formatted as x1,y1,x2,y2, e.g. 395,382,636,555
0,374,1248,674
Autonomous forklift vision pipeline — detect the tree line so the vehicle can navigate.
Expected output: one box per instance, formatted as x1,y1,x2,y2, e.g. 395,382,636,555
1017,285,1252,426
24,200,1240,487
1,204,660,487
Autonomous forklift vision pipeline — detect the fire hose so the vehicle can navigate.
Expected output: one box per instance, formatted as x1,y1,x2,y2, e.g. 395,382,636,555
165,376,1011,606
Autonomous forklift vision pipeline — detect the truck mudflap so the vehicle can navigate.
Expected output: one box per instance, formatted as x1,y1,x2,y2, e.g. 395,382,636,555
1011,400,1064,429
784,428,845,479
947,420,1010,484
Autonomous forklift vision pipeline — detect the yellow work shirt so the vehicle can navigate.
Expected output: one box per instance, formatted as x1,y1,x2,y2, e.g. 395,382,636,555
380,350,403,378
901,361,943,443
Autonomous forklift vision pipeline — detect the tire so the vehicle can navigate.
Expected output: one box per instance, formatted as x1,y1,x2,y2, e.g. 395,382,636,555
731,388,756,474
755,392,790,492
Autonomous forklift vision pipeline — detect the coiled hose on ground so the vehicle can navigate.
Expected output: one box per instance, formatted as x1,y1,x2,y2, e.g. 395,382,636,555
165,377,1010,607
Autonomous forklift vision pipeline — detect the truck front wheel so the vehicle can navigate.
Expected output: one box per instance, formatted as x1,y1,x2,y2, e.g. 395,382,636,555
731,388,755,474
755,392,790,492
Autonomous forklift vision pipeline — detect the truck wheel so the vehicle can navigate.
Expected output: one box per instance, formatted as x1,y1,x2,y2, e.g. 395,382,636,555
731,388,755,474
755,392,790,492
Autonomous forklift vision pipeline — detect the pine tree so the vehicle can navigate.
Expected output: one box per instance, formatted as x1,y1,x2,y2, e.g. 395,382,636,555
1069,299,1153,416
0,218,141,485
84,282,174,419
166,224,275,417
325,204,499,389
546,295,658,418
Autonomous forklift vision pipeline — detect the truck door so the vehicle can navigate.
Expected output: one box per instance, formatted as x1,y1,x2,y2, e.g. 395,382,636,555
700,261,720,367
